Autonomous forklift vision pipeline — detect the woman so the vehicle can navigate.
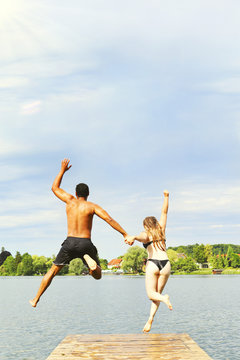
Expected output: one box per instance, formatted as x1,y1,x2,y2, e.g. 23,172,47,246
125,190,172,332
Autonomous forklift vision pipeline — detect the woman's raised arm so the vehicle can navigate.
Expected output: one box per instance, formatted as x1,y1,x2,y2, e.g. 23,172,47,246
158,190,169,235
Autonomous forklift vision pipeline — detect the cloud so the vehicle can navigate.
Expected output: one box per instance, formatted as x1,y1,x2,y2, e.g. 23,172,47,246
0,76,29,88
210,224,240,229
199,77,240,94
0,210,62,229
20,100,42,115
0,138,32,157
171,185,240,217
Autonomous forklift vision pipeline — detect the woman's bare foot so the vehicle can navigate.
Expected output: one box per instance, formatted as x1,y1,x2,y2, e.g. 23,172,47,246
29,299,38,308
83,254,97,274
162,294,172,310
143,318,153,333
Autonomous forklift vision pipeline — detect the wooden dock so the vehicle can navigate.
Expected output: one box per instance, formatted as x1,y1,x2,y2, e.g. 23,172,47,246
46,333,213,359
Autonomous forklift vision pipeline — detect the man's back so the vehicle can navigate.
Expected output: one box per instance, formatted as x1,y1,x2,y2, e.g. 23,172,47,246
66,198,95,238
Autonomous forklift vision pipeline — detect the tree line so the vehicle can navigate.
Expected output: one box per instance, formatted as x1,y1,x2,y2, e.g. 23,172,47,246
0,243,240,276
0,248,109,276
120,243,240,273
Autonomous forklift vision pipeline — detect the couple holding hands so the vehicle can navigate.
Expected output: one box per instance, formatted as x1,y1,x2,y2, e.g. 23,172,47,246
30,159,172,333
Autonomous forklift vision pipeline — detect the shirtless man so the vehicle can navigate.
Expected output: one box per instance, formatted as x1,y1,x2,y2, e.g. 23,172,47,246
29,158,128,308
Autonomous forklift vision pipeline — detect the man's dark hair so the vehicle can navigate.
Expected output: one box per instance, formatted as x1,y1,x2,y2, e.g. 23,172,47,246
76,183,89,198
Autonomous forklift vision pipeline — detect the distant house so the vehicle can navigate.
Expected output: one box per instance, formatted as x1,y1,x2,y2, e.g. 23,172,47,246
198,262,209,269
108,258,122,269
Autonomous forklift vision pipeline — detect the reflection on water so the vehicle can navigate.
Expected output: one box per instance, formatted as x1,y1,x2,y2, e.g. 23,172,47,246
0,275,239,360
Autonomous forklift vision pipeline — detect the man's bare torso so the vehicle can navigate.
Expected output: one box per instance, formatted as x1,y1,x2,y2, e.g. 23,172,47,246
66,198,95,238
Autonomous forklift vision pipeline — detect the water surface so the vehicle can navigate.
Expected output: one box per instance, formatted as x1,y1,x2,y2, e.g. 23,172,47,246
0,275,239,360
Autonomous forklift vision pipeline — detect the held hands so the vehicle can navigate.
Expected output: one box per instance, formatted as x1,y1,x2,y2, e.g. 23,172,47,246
61,158,72,173
124,235,135,246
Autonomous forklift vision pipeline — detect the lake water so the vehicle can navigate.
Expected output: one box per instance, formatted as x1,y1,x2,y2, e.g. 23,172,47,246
0,275,239,360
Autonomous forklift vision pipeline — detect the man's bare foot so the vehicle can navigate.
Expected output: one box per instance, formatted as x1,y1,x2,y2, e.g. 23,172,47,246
29,299,38,308
162,294,173,310
83,254,97,274
143,319,153,333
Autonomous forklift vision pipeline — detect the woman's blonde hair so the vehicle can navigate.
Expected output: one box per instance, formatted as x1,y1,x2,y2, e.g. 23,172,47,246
143,216,166,251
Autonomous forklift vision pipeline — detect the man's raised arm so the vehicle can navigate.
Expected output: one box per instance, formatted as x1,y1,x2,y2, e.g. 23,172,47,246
94,204,128,239
51,159,74,203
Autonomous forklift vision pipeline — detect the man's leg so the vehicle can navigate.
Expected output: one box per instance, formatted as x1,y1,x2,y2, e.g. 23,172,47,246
83,254,102,280
29,264,64,307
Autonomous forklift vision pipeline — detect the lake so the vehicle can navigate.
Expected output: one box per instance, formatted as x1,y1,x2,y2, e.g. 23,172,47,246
0,275,239,360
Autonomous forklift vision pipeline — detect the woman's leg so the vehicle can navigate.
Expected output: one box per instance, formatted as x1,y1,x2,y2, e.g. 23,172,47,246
143,300,160,332
143,262,171,332
145,262,172,309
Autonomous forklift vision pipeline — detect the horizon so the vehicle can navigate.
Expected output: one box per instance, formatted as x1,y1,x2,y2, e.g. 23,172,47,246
1,242,240,262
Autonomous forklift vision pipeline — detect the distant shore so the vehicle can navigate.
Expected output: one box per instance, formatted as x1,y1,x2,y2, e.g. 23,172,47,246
1,268,240,277
171,268,240,275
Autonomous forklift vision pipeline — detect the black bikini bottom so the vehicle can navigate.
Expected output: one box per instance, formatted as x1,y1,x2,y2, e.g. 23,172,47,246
147,259,169,271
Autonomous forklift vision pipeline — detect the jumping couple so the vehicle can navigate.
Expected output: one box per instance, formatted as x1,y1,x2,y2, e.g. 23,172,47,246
30,159,172,332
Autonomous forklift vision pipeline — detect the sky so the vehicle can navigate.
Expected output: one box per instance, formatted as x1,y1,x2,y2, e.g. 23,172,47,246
0,0,240,260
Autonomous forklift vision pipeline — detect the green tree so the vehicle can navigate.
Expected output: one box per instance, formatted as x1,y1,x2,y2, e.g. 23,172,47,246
122,246,147,273
226,246,234,267
18,253,33,275
193,244,207,264
223,256,229,268
218,252,224,268
209,255,218,269
231,254,240,268
171,257,198,273
176,246,186,254
0,265,5,275
15,251,22,266
204,244,213,262
58,266,69,275
46,257,54,272
69,258,86,275
2,256,17,275
167,249,178,263
32,255,48,275
99,258,108,270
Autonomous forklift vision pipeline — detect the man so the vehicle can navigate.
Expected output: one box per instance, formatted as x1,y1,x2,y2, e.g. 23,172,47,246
30,158,128,307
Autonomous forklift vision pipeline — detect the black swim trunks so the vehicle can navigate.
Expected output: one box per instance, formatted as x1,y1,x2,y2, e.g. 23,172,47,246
53,237,100,268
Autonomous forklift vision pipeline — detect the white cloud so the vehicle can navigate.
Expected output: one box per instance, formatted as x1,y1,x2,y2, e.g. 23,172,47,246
210,224,240,229
0,210,62,229
20,100,42,115
0,139,31,157
200,77,240,94
0,77,29,88
171,184,240,214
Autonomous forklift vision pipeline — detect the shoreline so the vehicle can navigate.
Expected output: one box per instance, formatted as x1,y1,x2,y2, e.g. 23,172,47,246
1,270,240,277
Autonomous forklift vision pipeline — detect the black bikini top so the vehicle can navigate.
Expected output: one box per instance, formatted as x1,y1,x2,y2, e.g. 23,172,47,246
143,239,166,250
143,241,153,249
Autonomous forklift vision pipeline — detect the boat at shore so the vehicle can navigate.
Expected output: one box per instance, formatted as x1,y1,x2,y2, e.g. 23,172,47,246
212,269,223,274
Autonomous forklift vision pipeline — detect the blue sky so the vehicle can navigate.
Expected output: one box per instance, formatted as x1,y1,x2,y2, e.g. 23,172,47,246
1,0,240,260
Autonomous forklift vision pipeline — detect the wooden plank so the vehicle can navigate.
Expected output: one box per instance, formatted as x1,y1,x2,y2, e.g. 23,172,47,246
46,334,213,360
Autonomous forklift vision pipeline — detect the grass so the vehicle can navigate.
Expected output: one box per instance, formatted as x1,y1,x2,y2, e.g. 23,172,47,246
222,268,240,275
172,268,240,275
189,269,212,275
